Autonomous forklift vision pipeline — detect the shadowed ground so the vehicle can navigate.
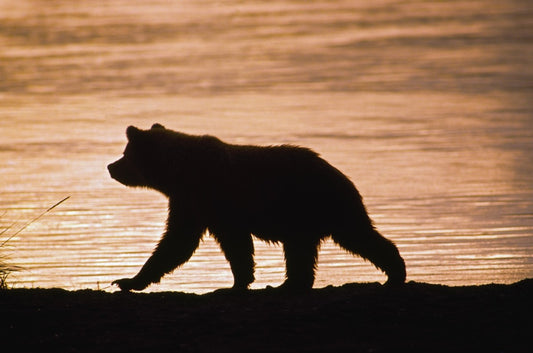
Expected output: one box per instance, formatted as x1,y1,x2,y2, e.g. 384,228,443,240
1,279,531,352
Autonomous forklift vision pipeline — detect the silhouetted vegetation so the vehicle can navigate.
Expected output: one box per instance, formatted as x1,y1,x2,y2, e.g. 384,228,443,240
0,197,69,289
0,259,19,289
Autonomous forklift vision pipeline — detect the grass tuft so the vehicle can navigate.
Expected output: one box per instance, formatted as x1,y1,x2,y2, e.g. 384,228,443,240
0,260,20,289
1,196,70,289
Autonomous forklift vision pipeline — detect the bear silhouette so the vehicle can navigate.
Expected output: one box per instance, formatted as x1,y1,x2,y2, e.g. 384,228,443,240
108,124,406,291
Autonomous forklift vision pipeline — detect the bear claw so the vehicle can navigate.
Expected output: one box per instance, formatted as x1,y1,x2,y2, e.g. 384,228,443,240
112,278,146,291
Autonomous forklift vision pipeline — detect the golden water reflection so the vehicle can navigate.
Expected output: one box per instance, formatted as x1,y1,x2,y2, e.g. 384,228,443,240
1,0,532,292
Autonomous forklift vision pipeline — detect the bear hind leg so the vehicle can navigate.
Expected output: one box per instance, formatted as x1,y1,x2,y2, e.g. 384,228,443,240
332,228,406,285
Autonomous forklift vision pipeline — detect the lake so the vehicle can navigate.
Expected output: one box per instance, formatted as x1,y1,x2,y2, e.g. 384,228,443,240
1,0,532,292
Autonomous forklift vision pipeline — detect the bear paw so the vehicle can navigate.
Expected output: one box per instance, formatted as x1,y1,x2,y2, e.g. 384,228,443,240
111,278,148,291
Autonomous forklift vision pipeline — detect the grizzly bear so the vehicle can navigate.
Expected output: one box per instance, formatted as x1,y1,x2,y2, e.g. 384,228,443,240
108,124,406,291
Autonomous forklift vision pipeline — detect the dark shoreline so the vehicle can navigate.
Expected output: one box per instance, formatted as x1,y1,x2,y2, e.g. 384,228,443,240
2,279,532,352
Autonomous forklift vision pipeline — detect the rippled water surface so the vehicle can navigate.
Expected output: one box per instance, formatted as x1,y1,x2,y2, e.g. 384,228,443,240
1,0,532,292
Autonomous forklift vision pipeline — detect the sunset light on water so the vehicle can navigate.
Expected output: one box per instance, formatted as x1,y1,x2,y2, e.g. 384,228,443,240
1,0,532,293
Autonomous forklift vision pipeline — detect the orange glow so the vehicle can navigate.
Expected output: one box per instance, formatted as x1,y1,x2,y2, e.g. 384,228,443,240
1,0,531,292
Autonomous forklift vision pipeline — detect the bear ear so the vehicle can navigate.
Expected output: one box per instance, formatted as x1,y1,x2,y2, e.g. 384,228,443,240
151,123,165,130
126,125,142,141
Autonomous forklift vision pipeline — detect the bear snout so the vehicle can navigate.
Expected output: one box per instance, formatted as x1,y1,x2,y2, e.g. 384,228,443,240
107,160,125,182
107,158,145,187
107,161,117,177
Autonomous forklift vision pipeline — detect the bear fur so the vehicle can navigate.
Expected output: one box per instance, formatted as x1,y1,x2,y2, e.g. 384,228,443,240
108,124,406,291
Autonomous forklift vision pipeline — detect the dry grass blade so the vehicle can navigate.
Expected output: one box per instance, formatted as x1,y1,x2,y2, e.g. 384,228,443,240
0,196,70,247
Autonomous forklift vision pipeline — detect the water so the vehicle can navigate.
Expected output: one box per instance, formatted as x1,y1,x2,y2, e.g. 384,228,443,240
1,0,532,293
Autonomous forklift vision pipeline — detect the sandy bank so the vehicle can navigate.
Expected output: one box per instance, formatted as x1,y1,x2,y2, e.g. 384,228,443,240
1,279,531,352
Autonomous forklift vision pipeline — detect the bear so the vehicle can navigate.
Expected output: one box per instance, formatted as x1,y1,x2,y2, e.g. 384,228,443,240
108,123,406,292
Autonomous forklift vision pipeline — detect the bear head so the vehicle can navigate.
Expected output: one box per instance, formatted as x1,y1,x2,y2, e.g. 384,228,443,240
108,123,227,196
107,123,171,191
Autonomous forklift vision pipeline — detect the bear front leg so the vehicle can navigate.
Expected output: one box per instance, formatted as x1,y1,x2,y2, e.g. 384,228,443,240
281,240,319,291
214,230,255,290
113,222,204,291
